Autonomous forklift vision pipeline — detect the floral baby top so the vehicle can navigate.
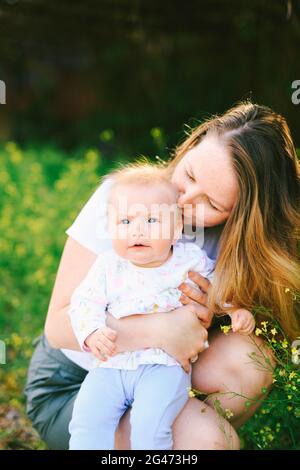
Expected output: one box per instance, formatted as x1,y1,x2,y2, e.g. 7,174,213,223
68,241,215,370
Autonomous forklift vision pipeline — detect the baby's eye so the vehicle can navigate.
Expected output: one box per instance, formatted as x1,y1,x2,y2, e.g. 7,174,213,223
120,218,130,224
148,217,158,223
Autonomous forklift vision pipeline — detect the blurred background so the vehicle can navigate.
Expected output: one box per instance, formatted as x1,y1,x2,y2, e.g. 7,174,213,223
0,0,299,450
0,0,300,153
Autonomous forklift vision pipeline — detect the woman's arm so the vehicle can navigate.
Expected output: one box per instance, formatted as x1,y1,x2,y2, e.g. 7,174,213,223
107,307,209,373
44,237,97,349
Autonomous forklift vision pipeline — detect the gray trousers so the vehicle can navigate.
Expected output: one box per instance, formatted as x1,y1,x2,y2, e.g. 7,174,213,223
24,334,88,450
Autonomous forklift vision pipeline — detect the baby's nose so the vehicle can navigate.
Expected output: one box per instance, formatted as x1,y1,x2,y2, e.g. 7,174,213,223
131,219,146,237
132,230,145,238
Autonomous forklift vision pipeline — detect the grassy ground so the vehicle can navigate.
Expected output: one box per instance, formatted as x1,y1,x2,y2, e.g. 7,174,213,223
0,142,299,450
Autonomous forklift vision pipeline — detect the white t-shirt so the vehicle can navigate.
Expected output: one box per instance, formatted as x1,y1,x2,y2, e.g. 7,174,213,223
68,242,214,371
63,178,224,370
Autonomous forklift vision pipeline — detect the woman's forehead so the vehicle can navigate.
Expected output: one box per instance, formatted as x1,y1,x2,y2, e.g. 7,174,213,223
188,135,230,168
186,135,238,209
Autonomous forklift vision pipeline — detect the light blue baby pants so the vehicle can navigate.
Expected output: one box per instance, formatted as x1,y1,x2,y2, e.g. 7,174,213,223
69,363,191,450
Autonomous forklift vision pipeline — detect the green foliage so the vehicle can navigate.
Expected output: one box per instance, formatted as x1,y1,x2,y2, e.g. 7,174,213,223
238,317,300,450
0,141,117,448
191,317,300,450
0,142,113,335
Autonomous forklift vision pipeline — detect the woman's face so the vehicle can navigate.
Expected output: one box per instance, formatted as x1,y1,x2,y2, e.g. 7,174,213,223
171,133,239,227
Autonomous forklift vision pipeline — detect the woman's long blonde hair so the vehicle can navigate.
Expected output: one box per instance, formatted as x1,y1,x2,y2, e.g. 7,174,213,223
167,102,300,340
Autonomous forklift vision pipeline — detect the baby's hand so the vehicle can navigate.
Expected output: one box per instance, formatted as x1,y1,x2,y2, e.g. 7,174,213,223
230,309,255,335
85,327,117,361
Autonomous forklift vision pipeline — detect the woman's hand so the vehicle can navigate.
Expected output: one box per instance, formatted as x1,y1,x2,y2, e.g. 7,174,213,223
157,305,209,374
178,271,213,328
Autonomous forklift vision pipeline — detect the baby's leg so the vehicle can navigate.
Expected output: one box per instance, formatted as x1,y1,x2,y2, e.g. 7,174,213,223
69,368,127,450
130,364,191,450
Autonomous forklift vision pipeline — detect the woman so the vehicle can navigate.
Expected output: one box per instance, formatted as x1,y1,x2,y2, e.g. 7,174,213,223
25,102,300,450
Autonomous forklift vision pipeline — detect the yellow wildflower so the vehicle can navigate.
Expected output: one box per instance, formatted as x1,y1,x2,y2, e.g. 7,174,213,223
271,328,277,336
281,340,288,349
11,333,22,348
284,288,290,293
220,325,231,335
255,328,262,336
261,321,268,332
225,408,234,419
289,371,297,380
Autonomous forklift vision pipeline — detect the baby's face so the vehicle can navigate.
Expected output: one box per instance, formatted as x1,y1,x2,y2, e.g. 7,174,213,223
107,183,182,267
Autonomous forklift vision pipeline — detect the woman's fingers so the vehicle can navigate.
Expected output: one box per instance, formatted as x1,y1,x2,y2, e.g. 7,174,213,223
181,361,191,374
180,295,213,328
188,271,211,294
178,282,208,306
179,293,189,305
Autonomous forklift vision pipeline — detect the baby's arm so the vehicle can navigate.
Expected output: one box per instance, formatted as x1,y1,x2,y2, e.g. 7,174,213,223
68,254,117,360
229,308,256,335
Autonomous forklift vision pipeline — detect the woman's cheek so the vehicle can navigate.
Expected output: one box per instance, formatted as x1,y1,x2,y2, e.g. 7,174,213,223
204,210,228,227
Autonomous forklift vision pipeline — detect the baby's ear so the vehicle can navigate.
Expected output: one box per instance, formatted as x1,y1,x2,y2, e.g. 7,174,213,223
172,220,184,245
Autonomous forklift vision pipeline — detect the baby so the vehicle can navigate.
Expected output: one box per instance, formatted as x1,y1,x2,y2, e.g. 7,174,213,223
68,162,255,450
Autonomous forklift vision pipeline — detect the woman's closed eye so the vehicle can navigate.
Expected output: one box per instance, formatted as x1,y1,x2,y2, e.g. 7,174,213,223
185,169,195,182
208,200,219,211
185,170,221,212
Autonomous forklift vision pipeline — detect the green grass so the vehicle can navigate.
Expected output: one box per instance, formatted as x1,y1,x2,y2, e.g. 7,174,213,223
0,142,299,449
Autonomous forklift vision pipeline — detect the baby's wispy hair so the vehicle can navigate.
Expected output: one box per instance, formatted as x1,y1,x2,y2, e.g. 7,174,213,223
101,156,178,203
100,156,182,224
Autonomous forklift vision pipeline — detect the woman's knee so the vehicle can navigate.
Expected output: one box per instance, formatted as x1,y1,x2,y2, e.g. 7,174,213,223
201,420,240,450
192,331,274,397
173,398,240,450
223,333,274,395
181,417,240,450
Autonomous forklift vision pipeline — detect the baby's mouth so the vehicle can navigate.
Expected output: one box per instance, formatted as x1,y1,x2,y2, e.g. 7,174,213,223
130,243,150,248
